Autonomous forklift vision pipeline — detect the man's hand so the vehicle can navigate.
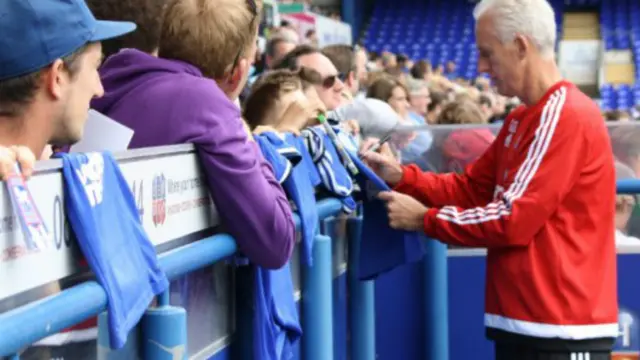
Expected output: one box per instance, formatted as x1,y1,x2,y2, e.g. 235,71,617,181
377,191,429,232
253,125,279,135
359,138,404,186
0,145,36,180
276,92,319,135
341,119,360,136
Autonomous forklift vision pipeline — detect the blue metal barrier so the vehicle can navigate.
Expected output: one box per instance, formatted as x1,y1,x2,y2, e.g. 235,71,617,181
302,234,334,360
347,217,376,360
0,199,354,359
617,179,640,194
424,239,448,360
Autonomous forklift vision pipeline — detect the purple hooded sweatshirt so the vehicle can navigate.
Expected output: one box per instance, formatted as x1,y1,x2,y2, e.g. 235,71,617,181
92,49,295,269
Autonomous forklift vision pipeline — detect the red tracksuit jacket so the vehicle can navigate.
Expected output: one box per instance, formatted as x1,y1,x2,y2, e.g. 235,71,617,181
395,80,619,351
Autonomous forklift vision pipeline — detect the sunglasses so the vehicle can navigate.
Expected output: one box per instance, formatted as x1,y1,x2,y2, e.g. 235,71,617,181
230,0,258,74
322,74,340,88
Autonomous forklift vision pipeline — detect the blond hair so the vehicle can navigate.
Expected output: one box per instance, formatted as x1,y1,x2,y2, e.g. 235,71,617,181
159,0,262,79
437,99,485,125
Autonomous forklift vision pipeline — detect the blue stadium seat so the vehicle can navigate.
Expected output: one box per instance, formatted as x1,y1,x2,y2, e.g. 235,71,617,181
363,0,566,80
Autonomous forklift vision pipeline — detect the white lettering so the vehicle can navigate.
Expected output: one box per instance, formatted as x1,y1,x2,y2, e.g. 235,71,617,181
75,154,105,207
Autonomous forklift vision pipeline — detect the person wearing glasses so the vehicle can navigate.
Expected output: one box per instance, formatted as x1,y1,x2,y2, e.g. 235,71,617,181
274,45,347,112
322,44,363,99
92,0,297,270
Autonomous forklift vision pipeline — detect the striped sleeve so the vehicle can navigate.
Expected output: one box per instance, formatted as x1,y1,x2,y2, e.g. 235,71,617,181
424,87,584,248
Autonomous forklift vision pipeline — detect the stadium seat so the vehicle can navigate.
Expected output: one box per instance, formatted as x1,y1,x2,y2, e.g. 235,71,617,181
364,0,565,80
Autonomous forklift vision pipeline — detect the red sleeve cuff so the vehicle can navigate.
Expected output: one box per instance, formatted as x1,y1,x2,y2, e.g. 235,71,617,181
423,207,440,238
392,165,419,193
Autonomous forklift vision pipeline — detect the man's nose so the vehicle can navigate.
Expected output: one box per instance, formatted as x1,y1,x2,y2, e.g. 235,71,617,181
95,78,105,98
477,58,490,74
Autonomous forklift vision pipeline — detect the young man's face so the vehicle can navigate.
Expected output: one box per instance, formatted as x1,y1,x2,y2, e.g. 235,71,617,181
298,53,345,111
50,42,105,145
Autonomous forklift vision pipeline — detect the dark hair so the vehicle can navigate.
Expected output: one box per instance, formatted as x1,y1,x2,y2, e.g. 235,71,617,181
86,0,167,59
604,110,630,122
243,67,321,129
266,36,293,58
273,44,319,70
321,44,356,78
367,76,407,103
478,94,493,108
0,44,89,118
427,91,446,113
410,60,431,79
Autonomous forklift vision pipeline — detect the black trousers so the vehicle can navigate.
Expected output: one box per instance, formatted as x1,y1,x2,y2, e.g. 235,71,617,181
495,342,612,360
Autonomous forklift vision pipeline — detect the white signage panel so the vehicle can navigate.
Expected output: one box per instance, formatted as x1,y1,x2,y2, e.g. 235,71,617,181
0,145,218,300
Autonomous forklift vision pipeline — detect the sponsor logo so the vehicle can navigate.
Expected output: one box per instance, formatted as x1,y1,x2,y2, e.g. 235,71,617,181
614,308,640,359
152,174,167,227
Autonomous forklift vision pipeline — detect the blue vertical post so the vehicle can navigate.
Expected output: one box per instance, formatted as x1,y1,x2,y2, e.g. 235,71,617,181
97,311,140,360
140,290,187,360
347,217,376,360
233,264,255,360
8,354,19,360
302,234,334,360
424,239,449,360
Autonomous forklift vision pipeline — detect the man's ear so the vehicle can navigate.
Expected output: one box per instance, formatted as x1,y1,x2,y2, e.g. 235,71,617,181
226,57,249,94
44,59,67,100
514,33,530,60
348,71,357,88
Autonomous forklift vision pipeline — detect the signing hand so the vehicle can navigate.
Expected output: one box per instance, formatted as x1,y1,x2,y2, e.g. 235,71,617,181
359,138,404,186
378,191,429,232
0,145,37,181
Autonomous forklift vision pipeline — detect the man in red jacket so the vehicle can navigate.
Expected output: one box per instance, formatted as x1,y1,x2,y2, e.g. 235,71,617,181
362,0,619,359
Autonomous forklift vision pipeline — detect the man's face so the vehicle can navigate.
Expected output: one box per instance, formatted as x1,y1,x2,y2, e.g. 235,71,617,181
475,14,524,98
388,86,410,118
229,37,258,100
446,61,456,73
355,49,368,84
298,53,345,111
409,87,430,116
50,42,104,145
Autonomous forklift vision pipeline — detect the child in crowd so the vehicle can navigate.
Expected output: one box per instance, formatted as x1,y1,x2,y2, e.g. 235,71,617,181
243,66,359,210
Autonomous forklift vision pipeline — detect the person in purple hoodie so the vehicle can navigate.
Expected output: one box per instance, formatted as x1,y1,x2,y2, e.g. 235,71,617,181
91,0,296,269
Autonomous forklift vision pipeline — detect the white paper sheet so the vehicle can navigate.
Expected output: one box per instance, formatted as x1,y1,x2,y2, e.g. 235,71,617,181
70,109,134,153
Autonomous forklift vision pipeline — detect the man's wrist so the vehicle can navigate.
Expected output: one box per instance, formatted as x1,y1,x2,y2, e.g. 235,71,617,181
389,165,405,187
422,208,440,238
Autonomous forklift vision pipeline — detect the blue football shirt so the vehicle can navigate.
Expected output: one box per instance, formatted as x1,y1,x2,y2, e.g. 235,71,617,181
58,152,168,349
347,152,426,280
254,263,302,360
301,127,356,213
257,132,318,265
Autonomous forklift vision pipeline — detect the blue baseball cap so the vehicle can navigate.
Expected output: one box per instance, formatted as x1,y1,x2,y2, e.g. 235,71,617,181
0,0,137,81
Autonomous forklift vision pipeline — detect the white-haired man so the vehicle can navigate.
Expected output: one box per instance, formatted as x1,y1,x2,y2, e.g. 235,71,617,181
361,0,618,358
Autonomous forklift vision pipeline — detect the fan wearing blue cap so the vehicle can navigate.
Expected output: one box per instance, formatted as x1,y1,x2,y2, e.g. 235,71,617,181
0,0,135,158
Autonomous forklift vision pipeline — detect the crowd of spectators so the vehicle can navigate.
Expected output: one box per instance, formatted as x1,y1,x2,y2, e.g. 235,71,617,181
3,0,640,357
